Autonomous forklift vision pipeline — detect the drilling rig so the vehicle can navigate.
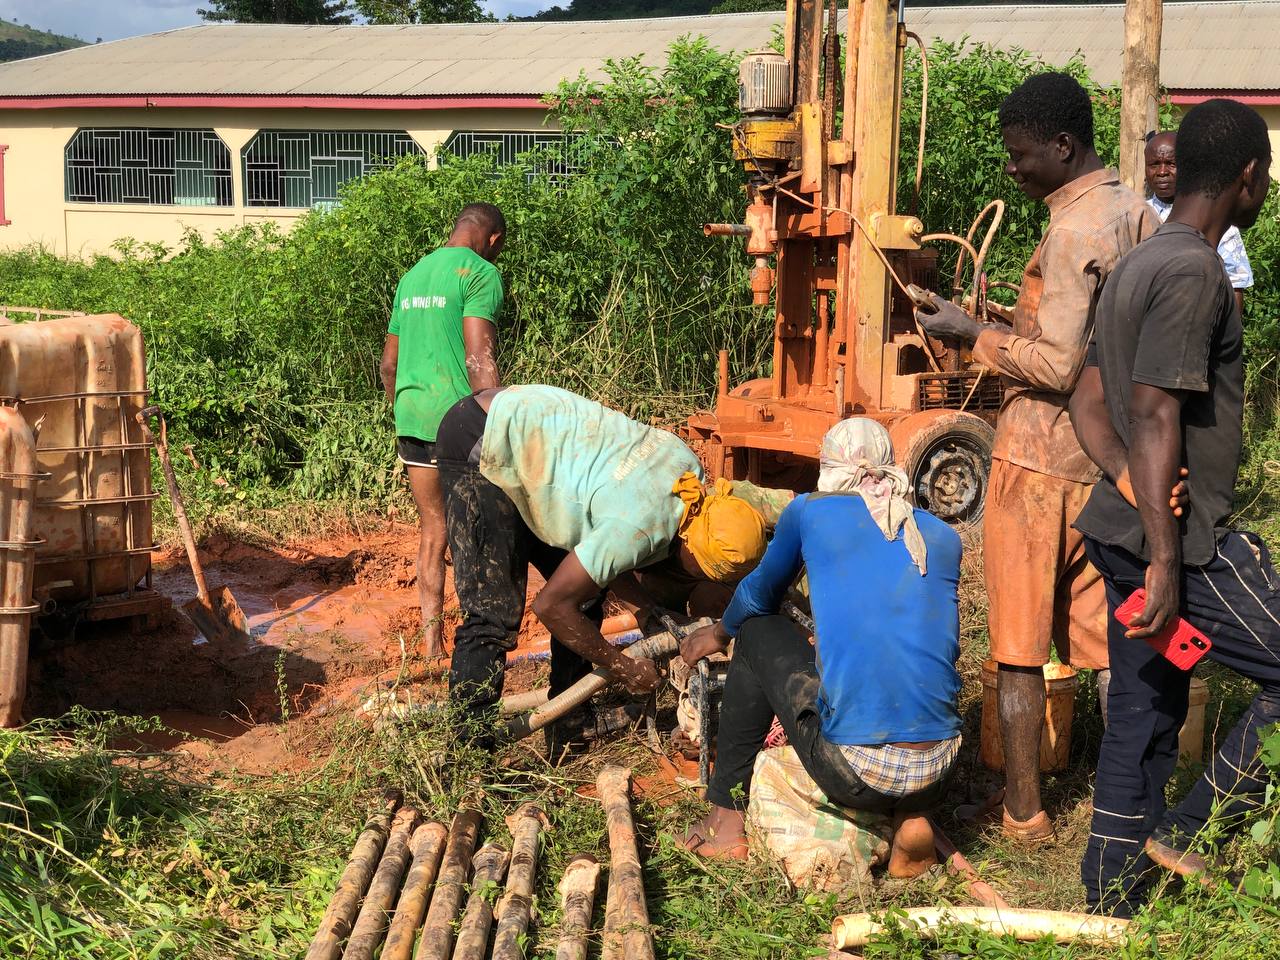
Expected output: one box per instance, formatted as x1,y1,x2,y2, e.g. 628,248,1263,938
687,0,1004,523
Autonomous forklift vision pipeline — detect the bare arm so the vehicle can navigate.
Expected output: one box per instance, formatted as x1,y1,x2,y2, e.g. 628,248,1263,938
1124,382,1186,639
380,334,399,405
532,552,659,695
1070,365,1135,503
462,316,500,392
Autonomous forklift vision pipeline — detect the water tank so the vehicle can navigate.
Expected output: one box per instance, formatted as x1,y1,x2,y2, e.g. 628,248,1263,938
0,404,38,725
739,50,792,117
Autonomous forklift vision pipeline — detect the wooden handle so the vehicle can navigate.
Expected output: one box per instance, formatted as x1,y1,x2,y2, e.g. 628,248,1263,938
136,407,209,600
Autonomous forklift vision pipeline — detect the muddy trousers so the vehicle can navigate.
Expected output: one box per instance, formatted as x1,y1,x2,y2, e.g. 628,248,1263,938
438,461,599,718
707,615,946,815
1082,534,1280,916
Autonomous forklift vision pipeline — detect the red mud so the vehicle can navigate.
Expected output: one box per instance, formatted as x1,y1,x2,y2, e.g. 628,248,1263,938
26,522,555,778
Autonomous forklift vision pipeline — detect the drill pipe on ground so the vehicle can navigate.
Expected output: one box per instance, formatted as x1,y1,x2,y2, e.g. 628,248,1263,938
597,766,654,960
506,621,709,741
450,843,510,960
491,804,549,960
381,821,449,960
305,791,403,960
831,906,1130,949
600,864,622,960
415,809,483,960
554,855,600,960
343,806,422,960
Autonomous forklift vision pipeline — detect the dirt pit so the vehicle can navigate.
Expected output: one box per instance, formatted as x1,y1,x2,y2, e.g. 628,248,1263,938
26,522,556,777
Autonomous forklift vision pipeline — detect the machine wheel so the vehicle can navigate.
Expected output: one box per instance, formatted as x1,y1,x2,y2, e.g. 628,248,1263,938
894,411,994,524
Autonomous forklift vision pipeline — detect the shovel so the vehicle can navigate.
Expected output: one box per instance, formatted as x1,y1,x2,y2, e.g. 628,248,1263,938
136,405,251,647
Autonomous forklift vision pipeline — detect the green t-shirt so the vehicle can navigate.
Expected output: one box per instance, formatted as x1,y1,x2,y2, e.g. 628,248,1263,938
388,246,503,442
479,386,704,587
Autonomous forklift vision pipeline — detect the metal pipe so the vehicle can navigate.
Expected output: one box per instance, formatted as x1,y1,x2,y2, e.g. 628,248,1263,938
450,844,509,960
415,809,483,960
597,766,654,960
554,855,600,960
382,822,449,960
343,806,422,960
703,223,751,237
491,804,549,960
306,791,402,960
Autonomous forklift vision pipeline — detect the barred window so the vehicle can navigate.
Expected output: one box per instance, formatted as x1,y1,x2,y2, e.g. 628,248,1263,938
65,129,232,206
242,130,423,209
442,131,583,183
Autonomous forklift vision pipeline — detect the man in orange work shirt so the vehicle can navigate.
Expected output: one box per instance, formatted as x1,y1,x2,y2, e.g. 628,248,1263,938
917,73,1160,841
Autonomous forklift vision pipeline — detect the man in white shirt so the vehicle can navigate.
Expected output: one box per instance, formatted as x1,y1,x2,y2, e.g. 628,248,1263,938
1145,130,1253,314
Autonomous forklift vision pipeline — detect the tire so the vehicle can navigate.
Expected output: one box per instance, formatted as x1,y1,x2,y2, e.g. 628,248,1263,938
894,411,995,524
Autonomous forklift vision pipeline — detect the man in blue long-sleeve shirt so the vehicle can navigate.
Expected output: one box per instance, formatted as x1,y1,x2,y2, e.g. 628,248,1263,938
679,419,964,876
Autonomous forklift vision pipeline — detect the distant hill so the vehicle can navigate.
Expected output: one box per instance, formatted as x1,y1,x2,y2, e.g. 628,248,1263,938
0,19,87,63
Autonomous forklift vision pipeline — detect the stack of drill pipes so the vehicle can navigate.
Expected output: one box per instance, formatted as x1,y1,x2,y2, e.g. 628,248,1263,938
931,822,1010,911
554,855,600,960
416,809,483,960
342,806,422,960
491,804,549,960
830,907,1130,949
305,791,403,960
506,620,710,741
382,822,449,960
597,766,654,960
450,843,510,960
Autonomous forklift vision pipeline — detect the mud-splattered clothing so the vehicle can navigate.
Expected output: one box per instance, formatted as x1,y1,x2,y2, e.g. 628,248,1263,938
722,492,962,746
479,386,703,587
972,168,1159,483
975,169,1155,670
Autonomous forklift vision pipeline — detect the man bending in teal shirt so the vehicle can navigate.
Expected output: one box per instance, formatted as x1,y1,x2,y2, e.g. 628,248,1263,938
380,203,505,658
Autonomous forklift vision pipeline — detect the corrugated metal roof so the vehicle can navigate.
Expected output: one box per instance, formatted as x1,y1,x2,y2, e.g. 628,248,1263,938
0,3,1273,99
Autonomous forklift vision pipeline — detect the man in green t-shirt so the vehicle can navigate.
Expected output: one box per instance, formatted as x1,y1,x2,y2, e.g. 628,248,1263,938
380,203,506,657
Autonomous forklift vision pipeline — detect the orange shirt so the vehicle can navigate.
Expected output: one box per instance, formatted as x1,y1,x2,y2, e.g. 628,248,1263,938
973,168,1159,483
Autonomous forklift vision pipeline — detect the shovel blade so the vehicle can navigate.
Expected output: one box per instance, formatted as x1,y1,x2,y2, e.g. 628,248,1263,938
183,586,251,646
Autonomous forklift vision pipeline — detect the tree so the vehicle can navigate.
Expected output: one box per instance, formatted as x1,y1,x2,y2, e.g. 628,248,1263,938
710,0,782,12
353,0,489,23
197,0,355,23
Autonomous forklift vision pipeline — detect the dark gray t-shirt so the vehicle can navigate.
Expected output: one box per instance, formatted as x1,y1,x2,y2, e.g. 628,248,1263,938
1075,221,1243,566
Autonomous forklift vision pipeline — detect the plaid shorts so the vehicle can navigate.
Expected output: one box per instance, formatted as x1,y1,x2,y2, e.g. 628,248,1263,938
840,735,961,799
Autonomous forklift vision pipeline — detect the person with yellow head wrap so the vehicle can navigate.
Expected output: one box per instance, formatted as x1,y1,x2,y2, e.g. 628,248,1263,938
431,384,767,754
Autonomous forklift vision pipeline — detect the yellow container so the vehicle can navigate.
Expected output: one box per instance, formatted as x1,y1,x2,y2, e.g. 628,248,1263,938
979,659,1079,773
0,404,40,726
1179,676,1210,763
0,313,159,623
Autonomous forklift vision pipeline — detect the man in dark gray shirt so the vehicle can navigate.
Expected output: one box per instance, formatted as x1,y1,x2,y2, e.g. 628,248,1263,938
1070,98,1275,916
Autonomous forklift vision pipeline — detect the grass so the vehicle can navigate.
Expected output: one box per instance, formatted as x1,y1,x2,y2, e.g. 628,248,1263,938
4,524,1280,959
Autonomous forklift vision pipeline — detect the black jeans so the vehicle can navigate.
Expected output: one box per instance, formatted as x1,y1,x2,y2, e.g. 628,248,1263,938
1083,533,1280,916
436,398,598,716
707,615,950,815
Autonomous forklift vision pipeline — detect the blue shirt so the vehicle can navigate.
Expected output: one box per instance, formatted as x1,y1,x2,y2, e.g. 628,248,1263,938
722,493,962,745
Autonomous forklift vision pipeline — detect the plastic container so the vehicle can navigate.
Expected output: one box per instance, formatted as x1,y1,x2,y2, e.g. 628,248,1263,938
0,313,160,623
0,404,41,726
979,659,1079,773
1179,676,1210,763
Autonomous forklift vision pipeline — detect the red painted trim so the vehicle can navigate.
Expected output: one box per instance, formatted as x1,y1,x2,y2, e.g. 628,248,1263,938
1169,90,1280,107
0,93,549,111
0,145,9,226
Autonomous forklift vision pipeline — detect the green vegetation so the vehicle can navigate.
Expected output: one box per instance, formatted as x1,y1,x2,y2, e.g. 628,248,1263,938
1,36,1280,960
0,19,86,62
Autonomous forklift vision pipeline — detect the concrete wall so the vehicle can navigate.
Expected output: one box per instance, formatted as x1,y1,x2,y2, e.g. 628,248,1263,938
0,106,554,257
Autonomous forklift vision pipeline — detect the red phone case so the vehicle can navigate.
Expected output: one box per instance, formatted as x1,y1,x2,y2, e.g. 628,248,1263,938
1115,589,1212,670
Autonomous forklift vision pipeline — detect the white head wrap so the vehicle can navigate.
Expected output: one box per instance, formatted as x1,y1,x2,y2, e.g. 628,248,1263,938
817,418,928,575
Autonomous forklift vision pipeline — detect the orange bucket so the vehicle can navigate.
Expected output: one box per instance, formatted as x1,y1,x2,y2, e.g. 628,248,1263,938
979,659,1079,773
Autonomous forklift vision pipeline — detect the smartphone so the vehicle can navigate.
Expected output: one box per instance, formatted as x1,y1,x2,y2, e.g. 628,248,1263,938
1115,589,1213,671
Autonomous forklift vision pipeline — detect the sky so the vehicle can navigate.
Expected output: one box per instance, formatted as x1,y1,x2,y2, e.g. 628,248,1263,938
0,0,549,43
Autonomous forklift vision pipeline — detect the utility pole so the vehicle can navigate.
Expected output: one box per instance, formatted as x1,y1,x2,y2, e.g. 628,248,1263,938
1119,0,1163,191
